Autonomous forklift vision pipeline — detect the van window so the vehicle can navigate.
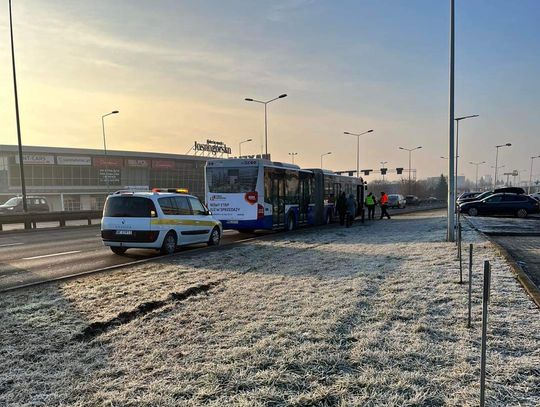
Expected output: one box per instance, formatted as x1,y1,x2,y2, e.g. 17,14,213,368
158,196,192,215
104,197,156,218
188,197,206,215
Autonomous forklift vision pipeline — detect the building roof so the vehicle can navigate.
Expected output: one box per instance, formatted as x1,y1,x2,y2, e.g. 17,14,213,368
0,145,209,161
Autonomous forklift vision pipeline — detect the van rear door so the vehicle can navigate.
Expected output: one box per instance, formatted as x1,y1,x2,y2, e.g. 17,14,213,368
102,196,155,242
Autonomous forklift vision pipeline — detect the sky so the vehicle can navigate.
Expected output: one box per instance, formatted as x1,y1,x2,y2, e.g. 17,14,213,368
1,0,539,182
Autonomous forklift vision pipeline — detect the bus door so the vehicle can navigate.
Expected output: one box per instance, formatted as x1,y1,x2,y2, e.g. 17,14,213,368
271,172,285,227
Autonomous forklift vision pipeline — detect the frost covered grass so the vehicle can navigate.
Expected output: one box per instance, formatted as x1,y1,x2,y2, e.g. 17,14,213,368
1,210,539,406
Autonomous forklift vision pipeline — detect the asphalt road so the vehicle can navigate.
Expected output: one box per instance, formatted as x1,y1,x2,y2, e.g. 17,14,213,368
0,203,445,291
0,227,262,291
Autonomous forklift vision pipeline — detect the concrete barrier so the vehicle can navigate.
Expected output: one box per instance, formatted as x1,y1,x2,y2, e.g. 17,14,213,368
0,210,102,231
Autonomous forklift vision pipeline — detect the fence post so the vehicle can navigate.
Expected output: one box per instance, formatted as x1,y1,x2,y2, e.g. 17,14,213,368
480,260,491,407
467,243,473,328
458,223,463,283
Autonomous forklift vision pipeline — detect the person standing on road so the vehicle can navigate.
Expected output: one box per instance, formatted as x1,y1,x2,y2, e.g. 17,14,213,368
365,192,376,220
379,191,391,219
336,191,347,226
346,194,357,227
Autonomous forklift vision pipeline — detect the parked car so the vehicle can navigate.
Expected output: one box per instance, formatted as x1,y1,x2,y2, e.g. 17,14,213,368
0,196,50,214
459,193,540,218
457,187,526,206
387,194,406,209
530,192,540,202
456,192,481,205
405,195,420,205
425,196,439,203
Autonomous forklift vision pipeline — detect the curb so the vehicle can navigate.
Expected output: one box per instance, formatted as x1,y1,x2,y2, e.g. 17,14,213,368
463,217,540,309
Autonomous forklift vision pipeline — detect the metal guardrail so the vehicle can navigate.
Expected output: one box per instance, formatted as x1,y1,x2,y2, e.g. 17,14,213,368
0,210,102,231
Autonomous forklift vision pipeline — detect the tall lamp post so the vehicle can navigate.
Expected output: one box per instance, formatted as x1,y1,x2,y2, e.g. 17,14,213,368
288,152,298,164
320,152,331,168
528,156,540,194
344,129,374,178
101,111,119,193
380,161,388,183
9,0,28,213
469,161,486,190
399,146,422,194
245,93,287,157
447,0,456,241
238,138,252,157
494,143,511,187
455,114,479,195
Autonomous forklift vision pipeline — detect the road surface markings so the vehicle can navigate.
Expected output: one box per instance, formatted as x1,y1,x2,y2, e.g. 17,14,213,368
0,242,24,248
22,250,81,260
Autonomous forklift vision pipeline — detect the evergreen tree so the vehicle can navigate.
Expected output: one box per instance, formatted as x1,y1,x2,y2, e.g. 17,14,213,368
435,174,448,200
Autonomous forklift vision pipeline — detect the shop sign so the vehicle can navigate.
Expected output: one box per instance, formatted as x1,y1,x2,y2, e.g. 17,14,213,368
93,157,123,169
126,159,149,168
98,168,121,185
56,156,92,166
152,159,176,169
15,154,55,165
194,140,232,155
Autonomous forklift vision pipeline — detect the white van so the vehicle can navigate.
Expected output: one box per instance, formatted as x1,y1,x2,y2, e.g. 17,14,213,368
101,190,222,255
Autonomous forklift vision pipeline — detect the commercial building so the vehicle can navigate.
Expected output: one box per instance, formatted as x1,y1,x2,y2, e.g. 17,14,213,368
0,145,209,211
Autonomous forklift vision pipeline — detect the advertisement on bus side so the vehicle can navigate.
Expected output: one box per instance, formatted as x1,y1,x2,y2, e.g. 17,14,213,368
207,193,257,220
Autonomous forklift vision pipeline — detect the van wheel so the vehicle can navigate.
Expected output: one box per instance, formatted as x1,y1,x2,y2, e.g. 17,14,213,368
208,227,221,246
286,214,295,231
516,208,528,218
468,207,479,217
110,247,127,255
160,232,177,255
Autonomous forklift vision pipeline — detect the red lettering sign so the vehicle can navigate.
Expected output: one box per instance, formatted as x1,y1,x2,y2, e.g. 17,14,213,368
152,160,176,169
93,157,123,168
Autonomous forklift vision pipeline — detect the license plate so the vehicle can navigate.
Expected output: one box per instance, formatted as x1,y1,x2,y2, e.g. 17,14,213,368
115,230,133,235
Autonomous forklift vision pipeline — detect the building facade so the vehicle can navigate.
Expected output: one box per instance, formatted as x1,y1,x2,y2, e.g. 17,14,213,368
0,145,209,211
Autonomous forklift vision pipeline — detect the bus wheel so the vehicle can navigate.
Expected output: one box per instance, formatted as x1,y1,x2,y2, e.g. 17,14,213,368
110,247,127,255
286,214,295,231
160,231,177,255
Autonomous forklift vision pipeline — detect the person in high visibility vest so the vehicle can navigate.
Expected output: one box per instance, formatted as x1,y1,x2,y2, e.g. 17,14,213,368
379,191,391,219
364,192,376,220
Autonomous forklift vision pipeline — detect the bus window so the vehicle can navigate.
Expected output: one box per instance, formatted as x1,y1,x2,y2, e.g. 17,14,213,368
207,167,258,193
285,171,299,204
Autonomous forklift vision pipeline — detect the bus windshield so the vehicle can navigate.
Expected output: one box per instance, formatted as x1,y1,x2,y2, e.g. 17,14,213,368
206,167,258,193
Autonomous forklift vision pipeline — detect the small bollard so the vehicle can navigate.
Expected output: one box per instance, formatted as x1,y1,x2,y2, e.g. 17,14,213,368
480,260,491,407
467,243,473,328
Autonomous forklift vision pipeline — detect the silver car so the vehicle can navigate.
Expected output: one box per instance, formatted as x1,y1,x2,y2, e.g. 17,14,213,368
388,194,406,209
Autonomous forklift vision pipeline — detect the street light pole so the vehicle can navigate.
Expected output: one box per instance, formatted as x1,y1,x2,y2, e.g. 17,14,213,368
288,152,298,164
238,138,252,157
245,93,287,157
469,161,486,190
494,143,511,188
448,0,456,241
455,114,479,195
344,129,374,178
9,0,28,213
320,152,331,168
101,111,119,194
529,156,540,194
399,146,422,195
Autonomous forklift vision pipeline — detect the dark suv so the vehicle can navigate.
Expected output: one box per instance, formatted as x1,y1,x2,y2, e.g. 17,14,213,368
0,196,50,214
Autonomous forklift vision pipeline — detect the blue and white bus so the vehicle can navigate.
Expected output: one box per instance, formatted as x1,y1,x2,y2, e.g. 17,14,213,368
205,158,364,231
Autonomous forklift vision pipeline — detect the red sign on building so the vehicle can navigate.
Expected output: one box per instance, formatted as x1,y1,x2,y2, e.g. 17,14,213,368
152,160,176,169
93,157,123,168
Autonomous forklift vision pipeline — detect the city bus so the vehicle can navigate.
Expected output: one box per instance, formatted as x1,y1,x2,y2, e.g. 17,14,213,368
205,158,365,231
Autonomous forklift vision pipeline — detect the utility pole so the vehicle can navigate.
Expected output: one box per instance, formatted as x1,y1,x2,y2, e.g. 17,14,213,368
9,0,28,213
447,0,455,242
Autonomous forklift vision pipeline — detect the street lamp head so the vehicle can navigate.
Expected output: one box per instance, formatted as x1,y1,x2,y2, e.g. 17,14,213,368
327,152,332,155
247,138,252,142
111,110,119,114
506,143,512,146
344,132,350,135
367,129,374,133
416,146,422,149
278,94,287,99
245,98,253,102
399,147,405,150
